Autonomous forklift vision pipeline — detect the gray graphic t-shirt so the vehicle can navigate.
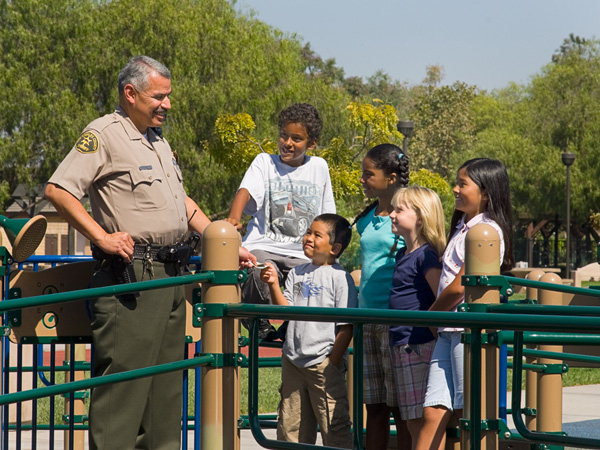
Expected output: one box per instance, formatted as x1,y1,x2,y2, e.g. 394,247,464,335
239,153,336,259
282,263,358,368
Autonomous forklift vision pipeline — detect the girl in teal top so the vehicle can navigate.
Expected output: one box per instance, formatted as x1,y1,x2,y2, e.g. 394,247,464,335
354,143,409,450
356,207,399,309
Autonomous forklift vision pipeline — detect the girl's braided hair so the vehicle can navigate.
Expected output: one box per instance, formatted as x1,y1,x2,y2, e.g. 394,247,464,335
353,143,410,226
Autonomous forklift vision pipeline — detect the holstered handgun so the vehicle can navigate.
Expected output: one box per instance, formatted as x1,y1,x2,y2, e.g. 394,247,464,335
92,245,139,301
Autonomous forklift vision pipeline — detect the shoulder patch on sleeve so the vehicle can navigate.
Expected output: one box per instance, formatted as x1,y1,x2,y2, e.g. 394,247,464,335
75,131,99,154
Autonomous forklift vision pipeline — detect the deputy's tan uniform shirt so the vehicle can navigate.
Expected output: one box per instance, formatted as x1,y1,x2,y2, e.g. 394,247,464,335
49,107,188,245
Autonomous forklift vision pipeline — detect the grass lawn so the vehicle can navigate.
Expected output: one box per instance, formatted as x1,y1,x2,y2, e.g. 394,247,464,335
33,366,283,422
240,366,281,415
507,366,600,392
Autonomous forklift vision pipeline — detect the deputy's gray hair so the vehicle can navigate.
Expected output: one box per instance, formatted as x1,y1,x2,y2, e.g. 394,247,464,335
118,56,171,95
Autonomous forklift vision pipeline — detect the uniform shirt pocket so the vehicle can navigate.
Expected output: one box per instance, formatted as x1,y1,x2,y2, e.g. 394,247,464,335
129,167,168,210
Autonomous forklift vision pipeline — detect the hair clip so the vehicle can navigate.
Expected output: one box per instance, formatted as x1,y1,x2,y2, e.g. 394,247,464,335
398,153,404,160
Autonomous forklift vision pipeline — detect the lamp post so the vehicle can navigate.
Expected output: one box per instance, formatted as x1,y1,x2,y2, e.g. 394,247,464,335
397,120,414,154
562,152,576,279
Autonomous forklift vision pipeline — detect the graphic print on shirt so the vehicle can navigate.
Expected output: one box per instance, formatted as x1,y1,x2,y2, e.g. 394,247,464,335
302,280,323,298
292,279,323,301
265,178,322,244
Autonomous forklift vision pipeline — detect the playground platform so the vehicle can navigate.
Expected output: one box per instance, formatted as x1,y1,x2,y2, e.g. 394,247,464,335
8,384,600,449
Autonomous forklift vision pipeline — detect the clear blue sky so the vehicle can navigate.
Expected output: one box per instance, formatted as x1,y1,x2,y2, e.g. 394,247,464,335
237,0,600,91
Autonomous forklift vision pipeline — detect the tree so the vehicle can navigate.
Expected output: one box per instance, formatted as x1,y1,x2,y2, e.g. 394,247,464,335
422,65,445,88
208,100,404,213
470,37,600,226
0,0,354,216
0,0,109,209
409,81,479,179
409,169,453,230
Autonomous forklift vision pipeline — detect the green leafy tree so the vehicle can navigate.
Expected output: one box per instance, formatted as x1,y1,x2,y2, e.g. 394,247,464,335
208,100,404,212
0,0,109,211
409,168,454,230
410,81,479,179
422,64,445,88
466,36,600,227
0,0,353,216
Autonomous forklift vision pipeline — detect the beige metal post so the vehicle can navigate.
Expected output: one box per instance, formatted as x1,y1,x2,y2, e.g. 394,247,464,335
64,344,86,450
524,269,545,430
201,221,241,450
462,223,500,450
536,272,563,434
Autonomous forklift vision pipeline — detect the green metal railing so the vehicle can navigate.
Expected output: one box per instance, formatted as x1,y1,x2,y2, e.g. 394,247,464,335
0,267,246,450
512,332,599,449
216,295,600,450
1,270,242,313
0,355,214,406
3,262,600,449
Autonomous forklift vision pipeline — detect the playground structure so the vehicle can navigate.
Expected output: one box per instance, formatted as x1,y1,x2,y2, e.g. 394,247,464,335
0,218,599,449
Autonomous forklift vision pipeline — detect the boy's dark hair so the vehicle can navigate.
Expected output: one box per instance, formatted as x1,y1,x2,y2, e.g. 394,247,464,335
449,158,514,272
314,213,352,257
278,103,323,143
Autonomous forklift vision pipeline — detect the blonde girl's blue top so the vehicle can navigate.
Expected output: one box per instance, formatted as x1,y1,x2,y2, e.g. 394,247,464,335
356,207,405,309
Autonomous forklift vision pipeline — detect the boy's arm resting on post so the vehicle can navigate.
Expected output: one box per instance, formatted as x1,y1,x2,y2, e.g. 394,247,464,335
44,183,134,261
329,324,353,366
225,188,251,231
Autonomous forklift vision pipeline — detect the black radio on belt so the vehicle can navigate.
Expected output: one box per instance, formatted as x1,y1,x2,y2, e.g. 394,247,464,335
157,231,201,268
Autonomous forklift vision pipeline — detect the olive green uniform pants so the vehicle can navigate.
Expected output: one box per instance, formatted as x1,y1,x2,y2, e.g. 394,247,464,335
88,259,185,450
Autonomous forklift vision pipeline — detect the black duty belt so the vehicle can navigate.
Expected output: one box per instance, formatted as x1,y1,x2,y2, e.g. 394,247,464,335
132,244,164,261
90,232,201,290
91,232,200,269
91,243,172,263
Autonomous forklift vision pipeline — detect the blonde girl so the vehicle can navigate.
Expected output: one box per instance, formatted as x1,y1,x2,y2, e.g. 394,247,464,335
388,186,446,448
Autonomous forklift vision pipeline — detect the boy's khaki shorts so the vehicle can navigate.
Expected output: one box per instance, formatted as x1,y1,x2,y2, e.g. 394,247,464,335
277,354,353,449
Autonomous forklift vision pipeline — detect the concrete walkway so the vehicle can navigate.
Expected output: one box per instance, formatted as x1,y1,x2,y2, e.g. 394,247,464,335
238,384,600,449
505,383,600,449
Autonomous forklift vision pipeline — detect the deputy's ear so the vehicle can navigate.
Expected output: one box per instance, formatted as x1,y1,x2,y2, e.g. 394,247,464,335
123,84,137,104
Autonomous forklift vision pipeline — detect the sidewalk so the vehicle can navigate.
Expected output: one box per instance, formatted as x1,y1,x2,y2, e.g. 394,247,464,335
505,383,600,447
